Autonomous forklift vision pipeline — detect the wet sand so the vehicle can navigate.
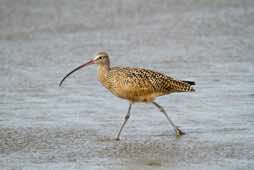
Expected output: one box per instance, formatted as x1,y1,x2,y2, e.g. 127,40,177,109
1,0,254,169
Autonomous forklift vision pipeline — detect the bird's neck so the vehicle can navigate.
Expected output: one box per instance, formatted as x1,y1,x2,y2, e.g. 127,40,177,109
97,63,110,84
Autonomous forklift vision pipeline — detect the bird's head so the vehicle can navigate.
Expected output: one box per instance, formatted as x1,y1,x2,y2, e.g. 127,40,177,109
59,51,110,87
93,52,110,65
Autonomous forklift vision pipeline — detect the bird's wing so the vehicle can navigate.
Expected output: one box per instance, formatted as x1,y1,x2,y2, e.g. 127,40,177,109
109,67,194,95
107,67,155,95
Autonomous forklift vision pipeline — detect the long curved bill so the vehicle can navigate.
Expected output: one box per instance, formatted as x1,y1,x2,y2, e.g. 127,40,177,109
59,59,95,87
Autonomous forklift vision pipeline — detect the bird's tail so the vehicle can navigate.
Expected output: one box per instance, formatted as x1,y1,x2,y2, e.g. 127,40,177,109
167,80,195,92
182,80,196,85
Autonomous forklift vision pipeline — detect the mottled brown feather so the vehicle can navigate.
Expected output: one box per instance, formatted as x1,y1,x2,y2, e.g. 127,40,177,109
98,66,194,103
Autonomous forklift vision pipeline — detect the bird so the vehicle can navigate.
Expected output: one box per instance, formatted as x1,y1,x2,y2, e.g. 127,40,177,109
59,52,195,140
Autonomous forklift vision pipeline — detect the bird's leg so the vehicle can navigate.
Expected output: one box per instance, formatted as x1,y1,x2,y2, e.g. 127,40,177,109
115,103,132,140
152,102,185,136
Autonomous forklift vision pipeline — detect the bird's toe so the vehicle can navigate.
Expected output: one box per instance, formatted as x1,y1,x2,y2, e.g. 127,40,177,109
176,128,185,136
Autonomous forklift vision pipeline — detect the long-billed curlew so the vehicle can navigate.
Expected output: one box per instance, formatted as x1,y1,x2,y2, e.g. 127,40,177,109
59,52,195,140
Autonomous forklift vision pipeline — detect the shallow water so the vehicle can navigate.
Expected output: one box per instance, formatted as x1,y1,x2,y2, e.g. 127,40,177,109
1,0,254,169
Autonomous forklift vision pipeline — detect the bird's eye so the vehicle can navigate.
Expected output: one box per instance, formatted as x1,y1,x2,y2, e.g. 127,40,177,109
98,56,102,60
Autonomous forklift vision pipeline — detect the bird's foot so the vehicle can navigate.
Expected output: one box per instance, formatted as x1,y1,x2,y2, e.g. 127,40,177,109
115,137,120,141
176,127,185,136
